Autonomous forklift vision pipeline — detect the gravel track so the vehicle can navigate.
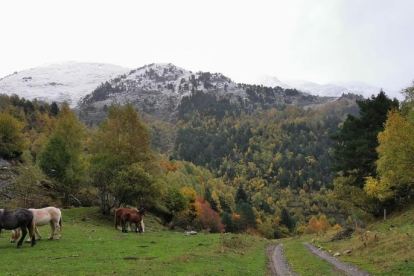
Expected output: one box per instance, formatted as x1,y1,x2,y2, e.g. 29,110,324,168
303,242,373,276
266,243,299,276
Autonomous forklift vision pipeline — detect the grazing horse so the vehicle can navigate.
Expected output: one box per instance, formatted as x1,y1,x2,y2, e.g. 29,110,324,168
121,208,146,233
0,209,36,248
114,207,145,232
11,207,62,242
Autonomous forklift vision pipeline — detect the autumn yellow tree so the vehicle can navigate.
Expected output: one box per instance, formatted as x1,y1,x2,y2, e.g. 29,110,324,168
306,216,321,234
319,214,331,232
0,112,27,158
401,81,414,125
365,110,414,203
90,104,159,214
12,151,46,207
38,103,87,204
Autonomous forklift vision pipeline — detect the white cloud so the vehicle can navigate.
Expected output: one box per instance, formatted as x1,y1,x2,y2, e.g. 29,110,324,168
0,0,413,96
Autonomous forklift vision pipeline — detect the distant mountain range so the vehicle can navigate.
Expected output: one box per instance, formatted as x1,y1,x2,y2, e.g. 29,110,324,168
253,76,395,99
0,61,393,123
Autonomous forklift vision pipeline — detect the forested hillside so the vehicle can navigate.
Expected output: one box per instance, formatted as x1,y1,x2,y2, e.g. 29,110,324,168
1,80,412,240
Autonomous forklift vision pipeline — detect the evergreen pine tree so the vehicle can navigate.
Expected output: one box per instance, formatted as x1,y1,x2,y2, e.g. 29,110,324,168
280,208,295,232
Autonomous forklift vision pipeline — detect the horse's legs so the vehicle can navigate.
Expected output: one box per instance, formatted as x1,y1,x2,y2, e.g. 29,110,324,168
141,220,145,233
121,219,128,233
35,227,42,239
48,220,55,239
54,221,61,240
115,213,120,230
17,227,27,248
29,223,36,247
25,226,40,242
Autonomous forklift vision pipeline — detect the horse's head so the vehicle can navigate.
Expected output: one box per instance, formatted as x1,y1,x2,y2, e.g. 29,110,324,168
10,229,20,243
138,208,146,216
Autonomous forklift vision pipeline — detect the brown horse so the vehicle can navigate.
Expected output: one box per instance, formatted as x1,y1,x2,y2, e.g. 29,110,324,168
114,208,137,229
114,207,145,232
0,209,36,248
121,208,146,233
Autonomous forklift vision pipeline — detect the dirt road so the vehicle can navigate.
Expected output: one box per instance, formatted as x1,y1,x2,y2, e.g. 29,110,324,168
303,242,373,276
266,243,298,276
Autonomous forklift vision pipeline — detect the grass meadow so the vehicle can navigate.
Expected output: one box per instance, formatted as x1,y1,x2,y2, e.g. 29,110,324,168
0,208,268,276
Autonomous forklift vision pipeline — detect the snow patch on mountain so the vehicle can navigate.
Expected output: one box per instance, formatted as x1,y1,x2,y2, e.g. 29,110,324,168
0,61,130,107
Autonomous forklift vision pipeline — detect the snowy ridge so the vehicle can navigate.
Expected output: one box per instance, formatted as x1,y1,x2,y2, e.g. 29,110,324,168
79,63,245,117
0,61,130,107
253,75,291,89
78,63,331,123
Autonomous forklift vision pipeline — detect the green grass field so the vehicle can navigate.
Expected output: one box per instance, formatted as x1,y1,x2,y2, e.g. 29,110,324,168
0,208,268,276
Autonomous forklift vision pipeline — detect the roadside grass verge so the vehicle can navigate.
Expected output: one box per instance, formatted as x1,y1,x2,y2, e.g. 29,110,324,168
314,206,414,275
283,237,345,276
0,207,268,276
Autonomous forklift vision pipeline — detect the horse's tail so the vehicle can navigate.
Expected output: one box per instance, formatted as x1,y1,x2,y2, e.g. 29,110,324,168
141,219,145,233
59,216,62,230
29,217,36,246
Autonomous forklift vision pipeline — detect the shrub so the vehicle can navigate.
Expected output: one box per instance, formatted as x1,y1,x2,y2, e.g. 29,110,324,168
258,219,274,239
296,225,307,235
194,196,224,233
332,224,342,230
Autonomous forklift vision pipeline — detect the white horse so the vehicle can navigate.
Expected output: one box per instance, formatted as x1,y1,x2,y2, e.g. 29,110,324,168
10,207,62,242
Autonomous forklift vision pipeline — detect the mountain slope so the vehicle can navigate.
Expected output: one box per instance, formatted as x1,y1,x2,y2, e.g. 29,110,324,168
0,61,130,107
77,63,333,124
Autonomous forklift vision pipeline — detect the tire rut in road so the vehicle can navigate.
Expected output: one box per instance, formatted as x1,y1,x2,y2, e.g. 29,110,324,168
267,243,299,276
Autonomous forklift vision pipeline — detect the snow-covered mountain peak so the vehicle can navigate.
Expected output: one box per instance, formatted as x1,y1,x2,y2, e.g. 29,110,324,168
253,75,291,89
0,62,130,107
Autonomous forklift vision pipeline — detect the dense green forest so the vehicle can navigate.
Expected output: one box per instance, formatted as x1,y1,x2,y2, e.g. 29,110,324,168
1,82,413,239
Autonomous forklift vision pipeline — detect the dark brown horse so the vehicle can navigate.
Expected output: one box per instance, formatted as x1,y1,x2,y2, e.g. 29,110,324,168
121,208,146,233
0,209,36,248
114,208,139,230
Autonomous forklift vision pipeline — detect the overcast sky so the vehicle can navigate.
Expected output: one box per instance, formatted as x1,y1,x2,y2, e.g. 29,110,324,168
1,0,413,95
